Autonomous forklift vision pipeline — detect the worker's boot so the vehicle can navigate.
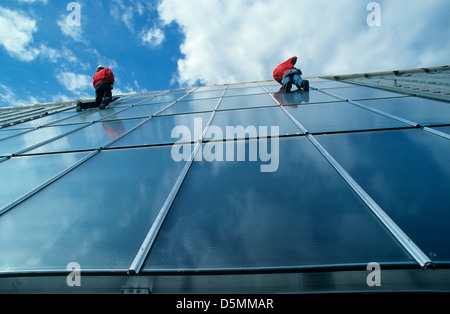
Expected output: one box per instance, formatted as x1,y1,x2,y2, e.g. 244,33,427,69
76,101,83,112
100,97,112,109
301,80,309,91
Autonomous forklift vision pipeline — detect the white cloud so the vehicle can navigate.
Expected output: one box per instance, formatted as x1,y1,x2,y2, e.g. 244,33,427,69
57,14,85,43
157,0,450,87
0,83,34,107
56,71,91,98
111,0,148,33
0,6,39,61
17,0,48,4
141,26,165,47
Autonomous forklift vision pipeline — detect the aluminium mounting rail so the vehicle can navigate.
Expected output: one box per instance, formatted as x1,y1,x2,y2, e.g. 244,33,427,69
128,86,227,275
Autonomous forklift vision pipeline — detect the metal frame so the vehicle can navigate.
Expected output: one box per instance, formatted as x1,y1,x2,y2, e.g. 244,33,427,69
260,83,433,269
129,86,227,275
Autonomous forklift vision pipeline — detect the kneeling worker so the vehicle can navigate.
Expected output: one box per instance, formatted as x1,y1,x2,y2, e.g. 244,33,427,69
77,65,115,111
273,56,309,92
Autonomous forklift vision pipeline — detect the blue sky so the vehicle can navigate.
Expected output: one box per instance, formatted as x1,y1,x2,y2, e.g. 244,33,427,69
0,0,449,107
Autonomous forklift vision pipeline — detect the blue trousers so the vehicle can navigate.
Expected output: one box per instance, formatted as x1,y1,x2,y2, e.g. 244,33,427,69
282,69,303,91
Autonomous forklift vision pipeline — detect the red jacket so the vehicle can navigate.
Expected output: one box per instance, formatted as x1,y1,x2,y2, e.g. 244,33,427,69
93,68,115,88
273,57,297,84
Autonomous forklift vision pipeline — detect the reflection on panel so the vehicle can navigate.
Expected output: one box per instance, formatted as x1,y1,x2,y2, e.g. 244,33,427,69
206,107,302,140
0,129,28,141
273,90,342,105
103,103,172,120
144,137,412,271
110,112,212,148
358,97,450,126
142,93,188,104
323,86,407,100
0,125,82,157
159,98,219,116
312,81,354,89
0,146,187,271
224,86,266,97
0,152,89,209
284,102,409,133
3,111,77,129
219,94,276,110
24,119,144,154
317,129,450,263
182,90,224,101
48,108,124,126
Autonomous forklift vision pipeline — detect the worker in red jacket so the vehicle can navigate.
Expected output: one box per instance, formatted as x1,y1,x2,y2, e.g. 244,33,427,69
77,65,115,111
273,56,309,92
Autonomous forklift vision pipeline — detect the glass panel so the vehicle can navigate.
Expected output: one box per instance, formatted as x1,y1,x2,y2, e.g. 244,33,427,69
312,80,354,89
143,93,188,104
5,111,78,129
195,85,227,92
181,90,224,101
0,129,28,141
205,107,302,140
159,98,219,116
0,125,82,157
324,86,407,100
110,112,212,148
358,97,450,126
284,102,410,133
143,137,412,271
0,152,89,209
103,103,172,120
316,129,450,263
224,86,266,97
227,83,261,89
219,94,277,110
0,146,187,271
273,90,342,105
113,94,158,106
49,107,125,126
261,83,285,93
25,119,144,154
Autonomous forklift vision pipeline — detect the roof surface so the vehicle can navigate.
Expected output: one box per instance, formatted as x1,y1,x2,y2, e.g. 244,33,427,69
0,66,450,294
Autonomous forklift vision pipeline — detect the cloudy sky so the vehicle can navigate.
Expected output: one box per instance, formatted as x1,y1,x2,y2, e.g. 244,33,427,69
0,0,448,107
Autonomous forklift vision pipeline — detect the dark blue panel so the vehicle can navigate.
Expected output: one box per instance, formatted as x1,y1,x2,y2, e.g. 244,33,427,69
0,146,186,271
219,94,277,110
432,126,450,135
143,137,412,271
284,102,409,133
325,86,407,100
206,107,302,140
358,97,450,126
316,129,450,263
110,112,212,148
25,119,144,154
273,90,342,105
